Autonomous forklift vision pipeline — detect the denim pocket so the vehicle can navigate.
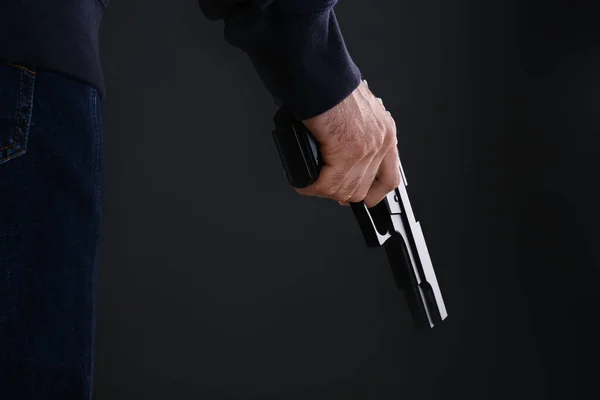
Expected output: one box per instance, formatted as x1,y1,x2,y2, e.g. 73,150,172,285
0,61,36,165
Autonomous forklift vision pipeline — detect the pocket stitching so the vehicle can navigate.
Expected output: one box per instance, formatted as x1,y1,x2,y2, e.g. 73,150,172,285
0,66,35,163
5,62,35,75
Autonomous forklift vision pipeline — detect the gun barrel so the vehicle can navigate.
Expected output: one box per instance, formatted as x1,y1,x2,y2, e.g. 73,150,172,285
392,182,448,328
351,185,448,329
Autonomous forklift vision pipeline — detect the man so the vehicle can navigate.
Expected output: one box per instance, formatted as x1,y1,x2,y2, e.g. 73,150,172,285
0,0,400,398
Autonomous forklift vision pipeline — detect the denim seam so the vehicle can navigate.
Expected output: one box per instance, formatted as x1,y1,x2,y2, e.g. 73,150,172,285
0,69,23,155
88,86,101,400
0,67,35,163
91,89,101,205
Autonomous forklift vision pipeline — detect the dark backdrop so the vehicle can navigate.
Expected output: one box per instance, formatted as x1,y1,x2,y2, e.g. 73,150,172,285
94,1,600,399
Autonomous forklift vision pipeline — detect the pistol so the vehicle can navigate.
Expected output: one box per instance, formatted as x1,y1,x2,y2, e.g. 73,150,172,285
272,106,448,329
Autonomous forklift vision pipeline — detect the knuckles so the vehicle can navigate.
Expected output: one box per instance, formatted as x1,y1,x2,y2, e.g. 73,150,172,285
383,126,398,149
383,168,402,190
348,142,369,162
336,175,362,202
321,186,338,197
314,182,337,198
348,190,368,203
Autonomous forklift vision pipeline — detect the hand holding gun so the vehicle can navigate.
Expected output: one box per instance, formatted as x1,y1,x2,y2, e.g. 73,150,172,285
271,88,448,330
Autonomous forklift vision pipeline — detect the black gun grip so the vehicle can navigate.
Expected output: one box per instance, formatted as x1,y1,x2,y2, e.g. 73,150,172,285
272,107,322,189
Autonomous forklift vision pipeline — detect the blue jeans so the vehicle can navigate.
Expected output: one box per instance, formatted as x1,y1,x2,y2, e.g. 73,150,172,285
0,60,103,399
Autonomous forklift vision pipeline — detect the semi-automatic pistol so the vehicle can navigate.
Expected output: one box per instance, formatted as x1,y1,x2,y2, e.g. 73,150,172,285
272,106,448,329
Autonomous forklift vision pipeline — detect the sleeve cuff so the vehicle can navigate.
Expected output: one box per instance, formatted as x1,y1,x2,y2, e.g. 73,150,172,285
224,7,362,120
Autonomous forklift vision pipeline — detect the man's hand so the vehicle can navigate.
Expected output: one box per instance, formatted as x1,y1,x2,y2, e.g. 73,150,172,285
296,80,401,208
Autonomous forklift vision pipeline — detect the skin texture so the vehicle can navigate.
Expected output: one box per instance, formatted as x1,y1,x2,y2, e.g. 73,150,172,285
297,80,401,208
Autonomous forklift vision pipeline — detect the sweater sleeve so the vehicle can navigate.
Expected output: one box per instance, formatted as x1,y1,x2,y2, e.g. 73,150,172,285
198,0,362,120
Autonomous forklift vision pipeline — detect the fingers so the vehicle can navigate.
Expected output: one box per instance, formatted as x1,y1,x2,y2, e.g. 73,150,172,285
295,140,368,198
363,146,402,208
354,111,398,207
339,131,389,203
335,97,395,204
297,140,376,202
345,158,380,203
295,163,352,198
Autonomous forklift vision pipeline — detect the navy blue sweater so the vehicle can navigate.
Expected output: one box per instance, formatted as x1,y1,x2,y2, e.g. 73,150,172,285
0,0,361,120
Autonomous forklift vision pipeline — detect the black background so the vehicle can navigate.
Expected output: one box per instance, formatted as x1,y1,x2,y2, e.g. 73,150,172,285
95,1,600,399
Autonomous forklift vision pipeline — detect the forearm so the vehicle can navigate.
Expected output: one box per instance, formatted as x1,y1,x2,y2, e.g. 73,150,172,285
198,0,361,120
